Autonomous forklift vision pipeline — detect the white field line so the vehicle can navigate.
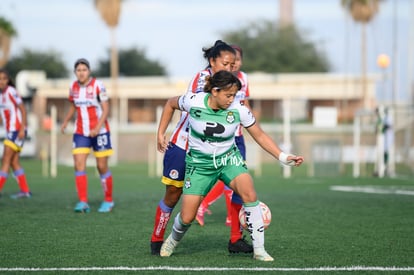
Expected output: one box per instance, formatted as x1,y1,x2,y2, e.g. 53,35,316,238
330,185,414,196
0,266,414,272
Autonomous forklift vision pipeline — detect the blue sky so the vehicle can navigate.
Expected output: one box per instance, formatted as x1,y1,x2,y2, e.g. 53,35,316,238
0,0,412,101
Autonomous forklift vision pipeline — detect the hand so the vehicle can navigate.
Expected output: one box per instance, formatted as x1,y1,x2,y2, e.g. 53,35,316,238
61,123,67,134
279,152,304,167
89,128,99,137
17,129,25,140
287,155,304,167
157,134,168,153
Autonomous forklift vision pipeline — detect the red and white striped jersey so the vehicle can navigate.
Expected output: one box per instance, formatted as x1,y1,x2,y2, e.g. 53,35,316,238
169,68,213,150
0,85,24,132
235,71,250,102
234,71,250,137
69,78,110,136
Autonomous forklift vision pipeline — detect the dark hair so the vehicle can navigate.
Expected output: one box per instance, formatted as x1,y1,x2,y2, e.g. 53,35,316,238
231,44,243,58
74,58,90,70
0,68,15,87
204,70,241,93
202,40,236,68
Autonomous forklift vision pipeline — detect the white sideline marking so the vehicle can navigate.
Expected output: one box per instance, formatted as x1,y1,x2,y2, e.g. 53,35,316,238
0,266,414,272
330,185,414,196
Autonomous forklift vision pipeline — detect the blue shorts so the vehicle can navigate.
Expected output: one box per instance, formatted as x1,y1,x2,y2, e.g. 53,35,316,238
231,135,246,204
235,135,246,160
161,143,186,188
72,133,113,158
3,130,27,152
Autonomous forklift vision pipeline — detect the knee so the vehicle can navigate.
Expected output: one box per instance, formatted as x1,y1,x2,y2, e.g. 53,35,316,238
180,213,194,225
96,163,108,174
10,161,21,171
164,187,182,207
239,192,257,204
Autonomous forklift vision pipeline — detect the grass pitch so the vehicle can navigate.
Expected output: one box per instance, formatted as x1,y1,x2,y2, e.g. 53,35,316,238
0,160,413,274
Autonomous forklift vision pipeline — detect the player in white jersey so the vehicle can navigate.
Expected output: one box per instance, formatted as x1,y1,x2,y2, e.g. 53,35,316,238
150,40,243,255
196,46,254,254
157,70,304,261
61,58,114,213
0,69,32,199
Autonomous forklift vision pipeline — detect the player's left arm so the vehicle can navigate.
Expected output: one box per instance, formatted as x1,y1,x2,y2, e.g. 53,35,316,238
246,122,304,167
17,102,27,139
91,100,109,137
91,82,109,137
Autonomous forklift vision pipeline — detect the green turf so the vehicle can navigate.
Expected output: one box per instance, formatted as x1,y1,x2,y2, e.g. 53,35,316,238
0,159,413,274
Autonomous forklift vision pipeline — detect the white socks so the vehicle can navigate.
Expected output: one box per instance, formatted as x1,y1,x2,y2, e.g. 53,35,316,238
243,201,265,249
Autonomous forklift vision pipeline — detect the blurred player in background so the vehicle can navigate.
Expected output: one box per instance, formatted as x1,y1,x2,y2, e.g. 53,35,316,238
61,58,114,213
0,69,32,199
150,40,249,255
196,45,254,254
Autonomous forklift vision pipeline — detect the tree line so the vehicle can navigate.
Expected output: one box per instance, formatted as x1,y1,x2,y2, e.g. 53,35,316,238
0,0,382,79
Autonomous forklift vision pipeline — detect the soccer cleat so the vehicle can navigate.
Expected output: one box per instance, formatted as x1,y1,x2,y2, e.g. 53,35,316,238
98,201,114,213
253,248,274,262
74,202,90,213
160,234,179,257
10,191,32,199
150,241,163,256
228,237,253,253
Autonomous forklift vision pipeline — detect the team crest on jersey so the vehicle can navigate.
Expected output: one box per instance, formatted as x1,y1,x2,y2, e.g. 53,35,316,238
169,169,179,180
226,111,235,124
86,86,94,99
184,177,191,189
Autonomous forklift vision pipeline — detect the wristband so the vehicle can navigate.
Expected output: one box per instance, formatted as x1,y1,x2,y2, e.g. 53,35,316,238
279,152,289,163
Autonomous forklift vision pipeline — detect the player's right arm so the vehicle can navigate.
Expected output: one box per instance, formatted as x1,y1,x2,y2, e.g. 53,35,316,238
61,103,76,134
157,96,181,153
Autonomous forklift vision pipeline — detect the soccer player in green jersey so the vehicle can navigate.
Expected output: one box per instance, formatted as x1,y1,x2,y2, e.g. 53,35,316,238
157,70,304,261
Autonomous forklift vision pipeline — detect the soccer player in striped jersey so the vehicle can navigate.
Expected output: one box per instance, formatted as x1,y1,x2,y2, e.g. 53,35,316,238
60,58,114,213
0,69,32,199
150,40,249,255
157,70,304,261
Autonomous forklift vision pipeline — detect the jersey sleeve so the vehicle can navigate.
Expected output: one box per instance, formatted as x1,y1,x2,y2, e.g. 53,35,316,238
68,83,74,102
96,80,109,102
177,91,194,112
244,73,250,98
239,104,255,128
9,87,23,105
186,73,199,93
186,70,211,94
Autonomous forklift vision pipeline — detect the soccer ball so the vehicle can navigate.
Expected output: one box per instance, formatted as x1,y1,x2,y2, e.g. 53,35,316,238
239,201,271,230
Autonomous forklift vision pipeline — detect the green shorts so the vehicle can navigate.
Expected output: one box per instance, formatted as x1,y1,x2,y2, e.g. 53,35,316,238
183,146,248,196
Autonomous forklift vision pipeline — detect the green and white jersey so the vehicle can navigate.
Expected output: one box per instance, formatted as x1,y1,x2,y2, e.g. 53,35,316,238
178,92,255,155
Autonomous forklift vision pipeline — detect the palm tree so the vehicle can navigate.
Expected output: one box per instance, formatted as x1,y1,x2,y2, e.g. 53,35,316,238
94,0,122,165
341,0,381,109
94,0,122,122
0,17,17,68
